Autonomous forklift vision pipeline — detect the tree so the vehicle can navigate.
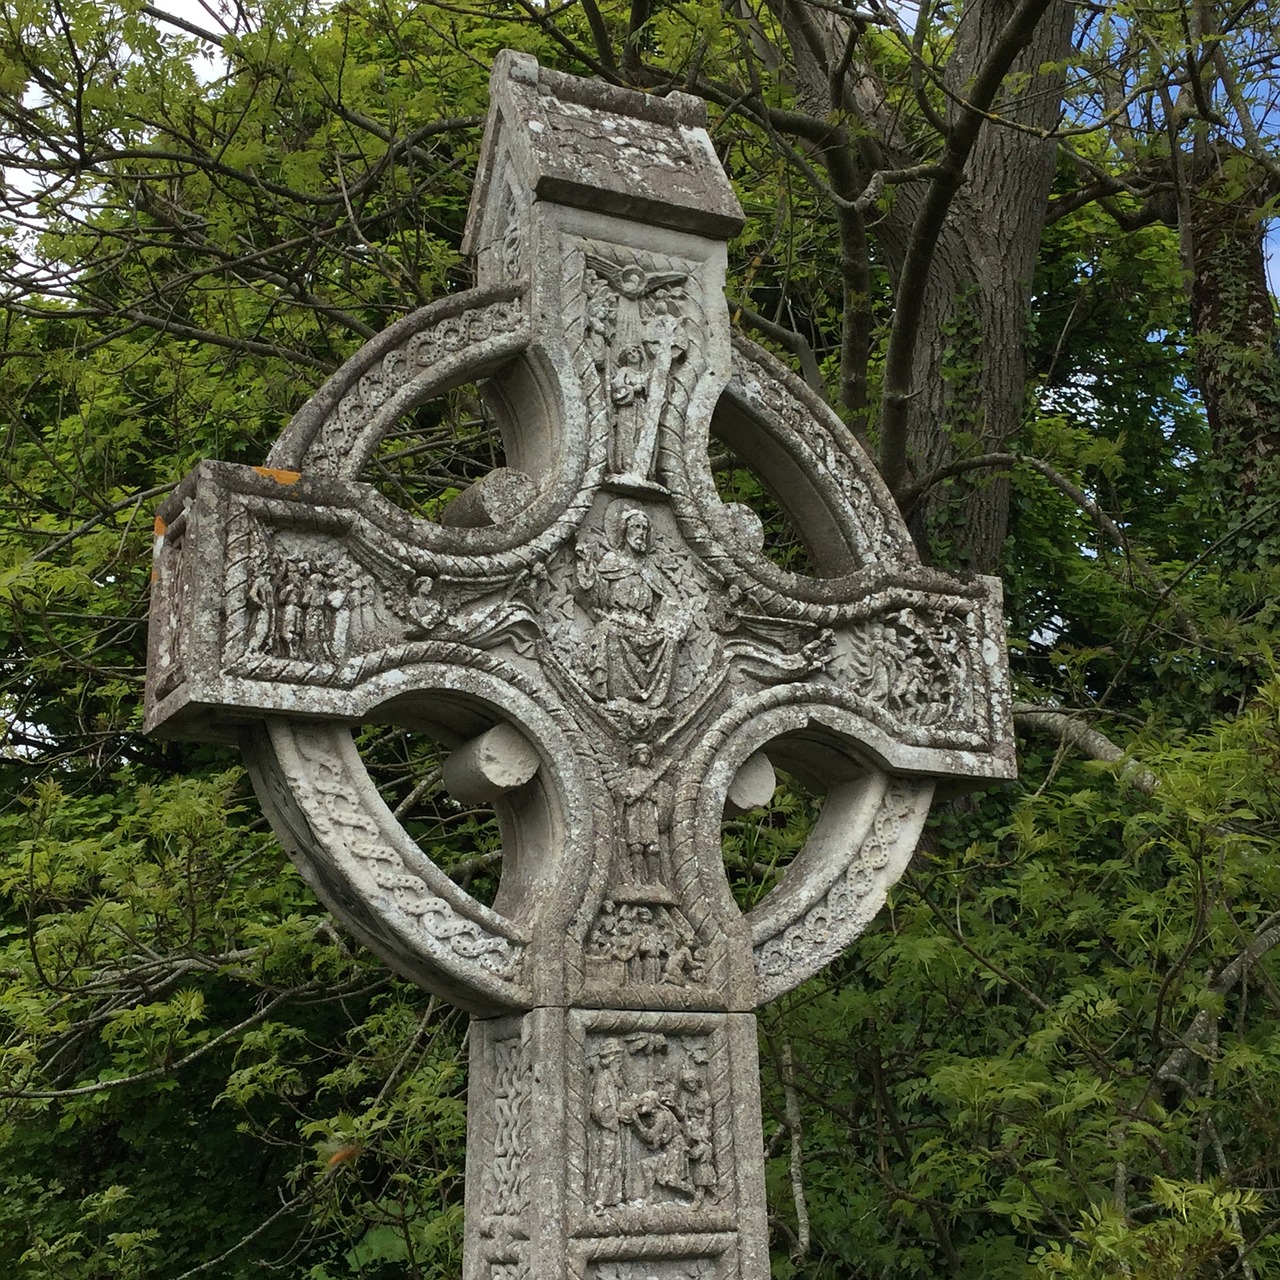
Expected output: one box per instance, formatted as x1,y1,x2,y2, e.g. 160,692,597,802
0,1,1278,1276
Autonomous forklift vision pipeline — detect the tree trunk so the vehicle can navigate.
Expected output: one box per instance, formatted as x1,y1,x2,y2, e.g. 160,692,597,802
1183,147,1280,572
763,0,1074,572
898,0,1075,571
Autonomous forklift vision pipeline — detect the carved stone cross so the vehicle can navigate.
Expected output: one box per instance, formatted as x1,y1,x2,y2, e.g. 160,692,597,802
145,52,1014,1280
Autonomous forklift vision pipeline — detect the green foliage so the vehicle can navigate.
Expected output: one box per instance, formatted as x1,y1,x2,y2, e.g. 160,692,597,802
1034,1178,1262,1279
753,685,1280,1276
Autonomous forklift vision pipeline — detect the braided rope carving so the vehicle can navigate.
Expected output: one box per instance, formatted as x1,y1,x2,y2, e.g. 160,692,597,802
267,287,529,476
753,780,932,1001
270,722,527,991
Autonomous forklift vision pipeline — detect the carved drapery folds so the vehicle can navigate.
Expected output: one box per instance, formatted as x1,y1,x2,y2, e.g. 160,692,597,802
145,51,1014,1280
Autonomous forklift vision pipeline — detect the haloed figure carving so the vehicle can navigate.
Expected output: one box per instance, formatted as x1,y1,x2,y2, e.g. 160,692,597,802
575,506,680,711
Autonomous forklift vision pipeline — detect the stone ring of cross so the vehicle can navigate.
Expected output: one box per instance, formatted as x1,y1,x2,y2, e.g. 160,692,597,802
147,52,1013,1280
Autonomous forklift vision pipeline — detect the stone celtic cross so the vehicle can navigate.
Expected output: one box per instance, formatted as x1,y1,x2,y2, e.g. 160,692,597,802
145,52,1014,1280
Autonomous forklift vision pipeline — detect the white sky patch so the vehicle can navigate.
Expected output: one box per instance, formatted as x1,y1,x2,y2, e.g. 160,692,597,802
149,0,235,82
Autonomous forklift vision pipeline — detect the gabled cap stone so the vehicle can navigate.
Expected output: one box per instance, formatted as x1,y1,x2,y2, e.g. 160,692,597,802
463,49,745,251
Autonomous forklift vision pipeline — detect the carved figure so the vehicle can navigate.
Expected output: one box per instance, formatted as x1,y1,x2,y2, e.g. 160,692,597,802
275,563,304,658
584,253,689,481
245,552,363,663
617,743,672,883
244,563,276,653
588,1039,627,1210
661,937,705,987
678,1067,717,1207
405,573,445,635
628,1089,692,1199
575,506,679,710
303,570,331,660
587,903,705,989
630,908,664,985
608,351,649,478
838,609,975,729
327,572,351,657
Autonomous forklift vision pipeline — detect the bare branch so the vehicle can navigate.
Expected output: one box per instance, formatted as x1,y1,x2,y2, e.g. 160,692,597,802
141,4,224,45
1158,914,1280,1087
732,303,826,394
780,1039,811,1262
1011,702,1159,795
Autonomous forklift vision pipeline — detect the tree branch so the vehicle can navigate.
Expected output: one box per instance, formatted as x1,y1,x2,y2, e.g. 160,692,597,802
780,1039,811,1262
141,4,224,44
32,482,178,564
3,989,296,1100
732,303,826,394
1158,913,1280,1087
1011,702,1159,795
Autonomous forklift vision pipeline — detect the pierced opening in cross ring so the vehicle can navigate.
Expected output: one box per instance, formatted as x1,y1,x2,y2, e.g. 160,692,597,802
720,727,883,916
351,680,569,935
722,763,821,911
359,726,506,910
359,381,508,523
707,429,818,577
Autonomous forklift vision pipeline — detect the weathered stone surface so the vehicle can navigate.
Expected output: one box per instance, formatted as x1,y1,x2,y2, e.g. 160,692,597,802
723,752,776,815
441,467,540,528
145,50,1015,1279
444,724,542,803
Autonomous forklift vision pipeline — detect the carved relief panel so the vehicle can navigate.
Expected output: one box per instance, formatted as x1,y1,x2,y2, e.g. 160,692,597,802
576,243,706,490
568,1011,737,1236
484,1033,532,1216
467,1016,536,1280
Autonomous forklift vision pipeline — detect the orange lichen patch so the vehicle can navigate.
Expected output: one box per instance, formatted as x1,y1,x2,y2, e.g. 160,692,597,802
253,466,302,485
154,516,167,537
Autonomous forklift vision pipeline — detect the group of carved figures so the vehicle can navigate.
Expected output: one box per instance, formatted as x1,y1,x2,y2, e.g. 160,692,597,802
839,610,973,728
243,555,368,663
587,901,706,988
588,1037,718,1212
